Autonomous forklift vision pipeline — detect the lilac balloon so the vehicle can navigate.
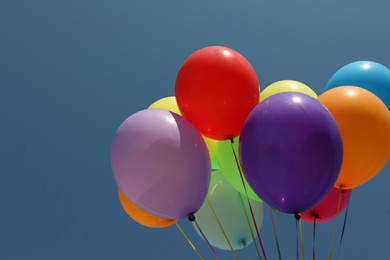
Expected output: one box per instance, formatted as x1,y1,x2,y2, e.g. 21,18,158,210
240,93,343,214
111,109,211,219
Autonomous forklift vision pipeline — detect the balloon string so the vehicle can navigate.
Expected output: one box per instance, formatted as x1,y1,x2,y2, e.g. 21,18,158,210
229,138,267,260
337,198,350,260
238,192,263,260
328,187,343,260
299,219,305,260
328,224,336,260
194,219,220,260
269,207,282,260
206,197,238,259
175,222,204,260
337,188,343,211
296,220,300,260
313,217,317,260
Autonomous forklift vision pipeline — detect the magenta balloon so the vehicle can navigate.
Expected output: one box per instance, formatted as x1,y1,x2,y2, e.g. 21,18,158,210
240,92,343,214
301,187,352,224
111,109,211,219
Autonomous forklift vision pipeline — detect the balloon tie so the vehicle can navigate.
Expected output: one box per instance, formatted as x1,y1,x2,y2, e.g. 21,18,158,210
206,197,238,259
175,222,204,260
269,207,283,260
337,198,350,259
230,140,267,260
192,217,220,260
238,192,263,260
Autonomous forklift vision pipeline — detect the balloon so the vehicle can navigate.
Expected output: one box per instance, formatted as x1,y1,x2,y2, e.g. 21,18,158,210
326,61,390,109
148,96,217,160
301,187,351,224
111,109,211,219
216,137,261,202
193,171,264,250
318,86,390,189
175,46,260,140
118,188,177,228
211,156,221,171
240,92,343,214
260,80,317,102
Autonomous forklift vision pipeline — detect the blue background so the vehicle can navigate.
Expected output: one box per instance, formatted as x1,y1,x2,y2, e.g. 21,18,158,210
1,1,389,259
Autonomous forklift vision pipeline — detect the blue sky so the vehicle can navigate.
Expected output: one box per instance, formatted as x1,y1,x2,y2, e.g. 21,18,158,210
1,1,389,259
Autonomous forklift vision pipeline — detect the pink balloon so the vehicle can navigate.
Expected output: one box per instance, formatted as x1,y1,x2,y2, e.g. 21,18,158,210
111,109,211,219
301,187,351,224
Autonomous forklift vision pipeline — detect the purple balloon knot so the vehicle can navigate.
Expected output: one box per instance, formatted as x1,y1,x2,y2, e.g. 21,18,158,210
188,213,196,222
294,212,301,221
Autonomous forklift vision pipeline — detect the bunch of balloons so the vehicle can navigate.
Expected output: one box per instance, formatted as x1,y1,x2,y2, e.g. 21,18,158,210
110,46,390,255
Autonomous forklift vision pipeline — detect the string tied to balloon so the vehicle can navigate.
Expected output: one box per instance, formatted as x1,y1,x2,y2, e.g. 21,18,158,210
295,219,299,260
328,187,344,260
294,213,305,260
337,197,351,259
269,207,282,260
175,222,204,260
312,215,318,260
238,192,263,260
189,214,220,260
229,136,267,260
206,197,239,259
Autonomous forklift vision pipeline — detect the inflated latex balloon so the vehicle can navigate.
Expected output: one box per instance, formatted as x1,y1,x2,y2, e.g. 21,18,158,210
240,92,343,214
175,46,260,140
318,86,390,189
118,188,177,228
260,80,317,102
215,137,261,202
148,96,216,160
326,61,390,109
111,109,210,219
193,171,264,250
211,156,221,171
300,187,351,224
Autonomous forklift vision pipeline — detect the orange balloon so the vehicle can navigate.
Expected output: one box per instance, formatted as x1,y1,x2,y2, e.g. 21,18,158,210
318,86,390,189
118,188,177,228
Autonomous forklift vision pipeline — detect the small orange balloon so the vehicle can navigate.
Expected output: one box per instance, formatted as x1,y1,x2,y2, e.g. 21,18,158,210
318,86,390,189
118,188,177,228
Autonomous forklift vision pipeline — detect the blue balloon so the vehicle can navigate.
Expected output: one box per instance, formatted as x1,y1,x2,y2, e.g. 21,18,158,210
326,61,390,109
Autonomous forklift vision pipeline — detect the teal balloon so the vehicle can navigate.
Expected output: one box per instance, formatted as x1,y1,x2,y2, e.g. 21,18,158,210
193,171,264,250
326,61,390,109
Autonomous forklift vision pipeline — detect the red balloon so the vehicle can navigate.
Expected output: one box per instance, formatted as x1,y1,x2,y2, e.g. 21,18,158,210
300,187,352,224
175,46,259,140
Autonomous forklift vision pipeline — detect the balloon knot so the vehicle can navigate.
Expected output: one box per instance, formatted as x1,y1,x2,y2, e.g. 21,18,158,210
311,212,320,219
228,136,234,143
241,240,247,247
188,214,196,222
294,212,301,221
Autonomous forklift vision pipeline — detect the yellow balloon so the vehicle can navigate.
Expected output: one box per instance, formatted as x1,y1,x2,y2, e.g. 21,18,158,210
148,96,216,160
260,80,318,101
149,96,181,114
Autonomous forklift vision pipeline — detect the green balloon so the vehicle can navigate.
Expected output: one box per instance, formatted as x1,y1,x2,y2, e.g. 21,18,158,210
211,155,221,171
193,171,264,250
215,138,262,202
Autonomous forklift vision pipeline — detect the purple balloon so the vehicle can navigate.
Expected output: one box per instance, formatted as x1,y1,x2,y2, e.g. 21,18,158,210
240,92,343,214
111,109,211,219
